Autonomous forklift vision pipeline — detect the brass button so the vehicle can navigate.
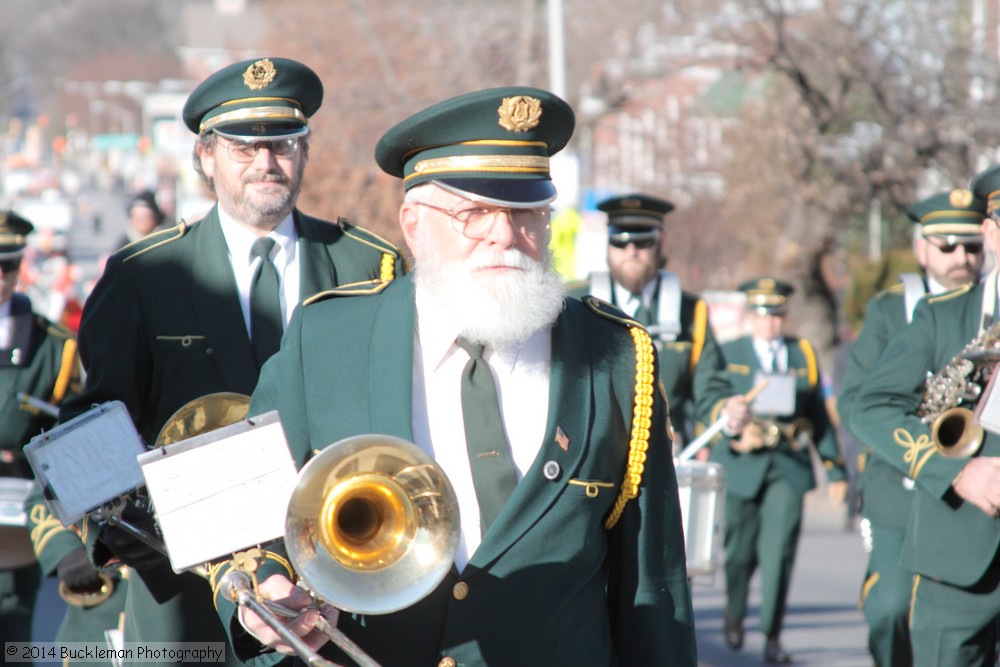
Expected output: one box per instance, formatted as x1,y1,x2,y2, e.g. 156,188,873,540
452,581,469,600
438,658,457,667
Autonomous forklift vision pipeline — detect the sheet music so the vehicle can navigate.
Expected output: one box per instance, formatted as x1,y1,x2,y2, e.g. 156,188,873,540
752,372,796,417
24,402,146,525
139,412,297,572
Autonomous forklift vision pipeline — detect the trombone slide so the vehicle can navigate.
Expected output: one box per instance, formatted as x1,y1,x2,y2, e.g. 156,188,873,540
220,570,380,667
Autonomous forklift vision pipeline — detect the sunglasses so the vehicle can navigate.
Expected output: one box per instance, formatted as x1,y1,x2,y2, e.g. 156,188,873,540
608,230,661,250
928,239,984,255
0,258,21,274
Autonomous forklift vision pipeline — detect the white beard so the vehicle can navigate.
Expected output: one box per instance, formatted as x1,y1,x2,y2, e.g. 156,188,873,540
413,240,566,347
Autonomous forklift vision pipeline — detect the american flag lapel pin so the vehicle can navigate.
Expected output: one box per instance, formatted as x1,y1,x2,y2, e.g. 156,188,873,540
555,426,570,452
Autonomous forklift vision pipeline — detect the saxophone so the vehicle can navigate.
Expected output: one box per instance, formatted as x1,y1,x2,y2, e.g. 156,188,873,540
917,320,1000,457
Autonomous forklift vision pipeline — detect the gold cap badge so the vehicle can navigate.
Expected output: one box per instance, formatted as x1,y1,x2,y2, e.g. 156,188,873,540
498,96,542,132
243,58,277,91
949,188,974,208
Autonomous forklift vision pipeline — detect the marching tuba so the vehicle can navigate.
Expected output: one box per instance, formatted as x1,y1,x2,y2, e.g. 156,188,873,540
918,321,1000,458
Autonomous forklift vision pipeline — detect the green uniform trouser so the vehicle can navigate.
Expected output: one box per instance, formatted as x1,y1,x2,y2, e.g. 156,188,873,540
0,563,41,641
862,524,913,667
910,566,1000,667
724,464,803,636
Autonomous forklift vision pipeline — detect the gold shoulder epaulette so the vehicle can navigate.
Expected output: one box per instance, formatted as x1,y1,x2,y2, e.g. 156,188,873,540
303,279,390,306
122,222,188,263
43,318,73,339
583,296,640,329
928,283,973,304
881,282,906,296
339,218,402,256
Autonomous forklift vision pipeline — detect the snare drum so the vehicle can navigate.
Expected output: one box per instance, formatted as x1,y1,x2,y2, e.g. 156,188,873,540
674,461,725,577
0,477,37,569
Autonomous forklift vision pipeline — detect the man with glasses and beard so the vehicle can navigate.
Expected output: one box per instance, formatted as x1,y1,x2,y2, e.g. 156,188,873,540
839,189,987,667
26,57,405,662
572,194,749,454
212,87,697,667
852,166,1000,666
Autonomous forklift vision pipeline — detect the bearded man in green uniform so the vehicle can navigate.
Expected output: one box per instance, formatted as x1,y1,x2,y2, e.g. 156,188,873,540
851,164,1000,667
26,57,405,663
710,277,847,664
839,189,987,667
0,211,81,641
210,87,697,667
570,194,748,450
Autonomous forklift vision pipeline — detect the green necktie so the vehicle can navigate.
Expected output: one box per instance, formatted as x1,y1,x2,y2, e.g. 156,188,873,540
250,236,282,369
456,337,518,536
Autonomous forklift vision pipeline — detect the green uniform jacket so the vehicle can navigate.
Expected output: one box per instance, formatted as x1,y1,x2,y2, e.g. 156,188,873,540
4,292,79,560
0,293,79,471
710,335,845,499
217,275,696,667
839,283,917,527
851,281,999,588
568,279,733,441
28,206,405,652
0,293,79,644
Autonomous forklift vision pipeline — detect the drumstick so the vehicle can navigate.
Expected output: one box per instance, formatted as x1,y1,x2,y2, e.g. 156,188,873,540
676,381,770,462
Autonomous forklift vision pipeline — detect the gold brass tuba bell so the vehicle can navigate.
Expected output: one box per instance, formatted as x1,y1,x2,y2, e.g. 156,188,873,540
286,434,460,615
930,406,984,459
156,392,251,446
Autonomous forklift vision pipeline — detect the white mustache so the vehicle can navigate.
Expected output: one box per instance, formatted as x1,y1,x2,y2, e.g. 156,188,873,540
466,249,536,271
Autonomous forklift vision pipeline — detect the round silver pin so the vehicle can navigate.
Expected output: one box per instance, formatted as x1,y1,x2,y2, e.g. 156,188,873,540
543,460,561,480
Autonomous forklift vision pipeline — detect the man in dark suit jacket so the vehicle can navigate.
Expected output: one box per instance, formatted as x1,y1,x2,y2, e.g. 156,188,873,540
851,164,1000,667
711,277,847,664
26,57,405,662
214,87,696,667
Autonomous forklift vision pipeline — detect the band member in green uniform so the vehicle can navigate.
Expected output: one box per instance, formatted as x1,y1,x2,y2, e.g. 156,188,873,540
839,189,987,667
711,277,847,664
0,211,81,641
28,57,405,663
851,164,1000,667
211,87,697,667
569,193,749,449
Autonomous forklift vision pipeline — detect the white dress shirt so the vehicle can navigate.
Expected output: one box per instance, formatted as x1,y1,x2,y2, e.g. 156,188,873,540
753,336,787,373
217,209,301,337
613,280,656,318
411,287,551,571
0,298,12,350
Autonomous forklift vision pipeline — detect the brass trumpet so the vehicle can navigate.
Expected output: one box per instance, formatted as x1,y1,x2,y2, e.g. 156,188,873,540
752,417,814,451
